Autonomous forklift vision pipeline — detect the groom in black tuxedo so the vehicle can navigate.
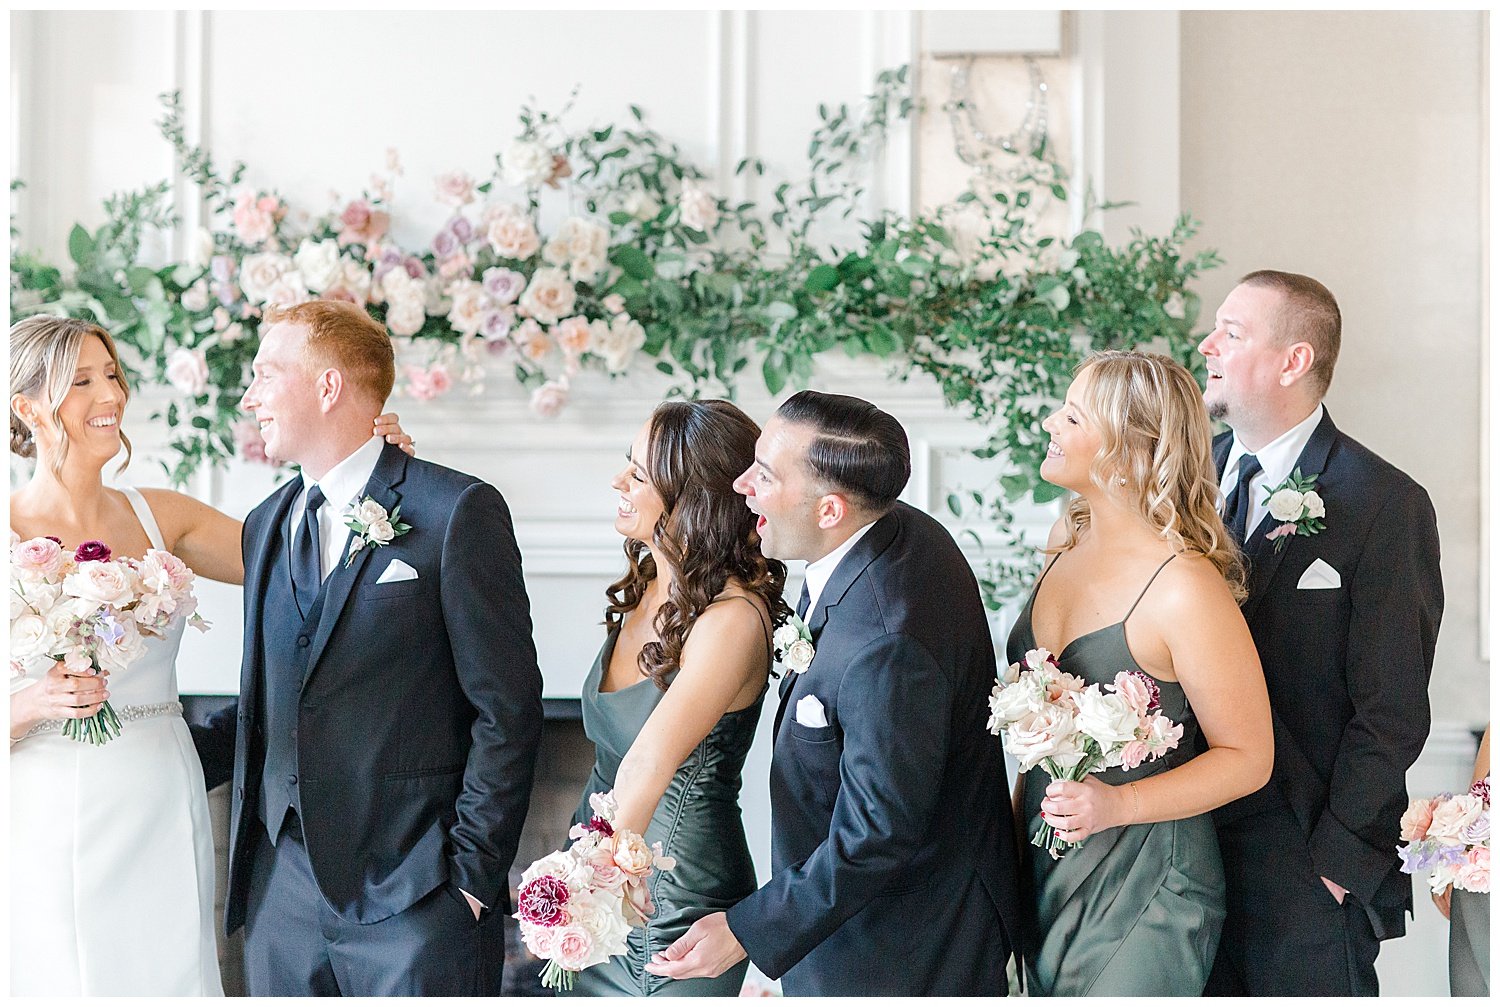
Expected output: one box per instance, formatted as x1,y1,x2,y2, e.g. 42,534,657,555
211,300,543,995
646,391,1022,995
1199,272,1443,996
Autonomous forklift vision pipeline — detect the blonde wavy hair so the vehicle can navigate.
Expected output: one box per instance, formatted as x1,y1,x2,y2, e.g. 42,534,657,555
1049,349,1246,600
9,316,133,477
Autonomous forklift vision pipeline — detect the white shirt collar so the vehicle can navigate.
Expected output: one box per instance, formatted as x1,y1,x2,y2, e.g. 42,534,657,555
1222,404,1325,492
302,436,386,516
802,519,877,615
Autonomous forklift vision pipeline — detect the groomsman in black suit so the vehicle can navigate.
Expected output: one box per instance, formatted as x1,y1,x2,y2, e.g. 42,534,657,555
1199,271,1443,996
645,391,1023,995
204,300,543,995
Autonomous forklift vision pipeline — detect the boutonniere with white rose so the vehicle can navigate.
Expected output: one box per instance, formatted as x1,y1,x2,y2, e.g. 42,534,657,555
772,612,816,675
1263,468,1325,552
343,496,412,567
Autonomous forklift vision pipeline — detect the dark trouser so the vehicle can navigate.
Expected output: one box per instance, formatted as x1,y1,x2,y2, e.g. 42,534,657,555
243,812,504,996
1206,804,1380,996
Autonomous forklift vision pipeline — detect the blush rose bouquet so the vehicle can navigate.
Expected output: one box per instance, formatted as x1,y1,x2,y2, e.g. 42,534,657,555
987,648,1183,859
514,790,677,990
1397,777,1489,895
10,533,208,744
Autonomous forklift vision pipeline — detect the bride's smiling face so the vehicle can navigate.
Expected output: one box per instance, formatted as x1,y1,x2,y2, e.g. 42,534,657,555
1039,371,1102,493
609,420,666,543
29,334,128,466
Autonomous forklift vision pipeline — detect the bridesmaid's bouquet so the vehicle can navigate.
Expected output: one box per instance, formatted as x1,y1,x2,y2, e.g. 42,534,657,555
1397,777,1490,894
987,648,1184,859
9,533,207,744
514,791,677,990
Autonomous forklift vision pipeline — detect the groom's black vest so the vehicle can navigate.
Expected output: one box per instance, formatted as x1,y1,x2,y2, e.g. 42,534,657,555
258,511,333,841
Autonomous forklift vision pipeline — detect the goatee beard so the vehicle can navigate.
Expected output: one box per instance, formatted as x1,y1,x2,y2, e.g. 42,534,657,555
1207,400,1229,422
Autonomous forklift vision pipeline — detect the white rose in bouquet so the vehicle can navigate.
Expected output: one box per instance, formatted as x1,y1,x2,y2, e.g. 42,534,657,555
1267,488,1306,523
987,680,1037,733
595,315,646,372
1074,686,1140,748
1303,491,1325,520
294,238,342,293
503,140,555,188
1429,794,1484,842
63,562,135,608
1005,705,1084,774
10,612,60,662
623,190,660,221
560,887,631,960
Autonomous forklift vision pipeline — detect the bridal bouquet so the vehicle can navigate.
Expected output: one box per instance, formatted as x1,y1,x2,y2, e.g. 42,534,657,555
515,791,677,990
9,534,208,744
1397,777,1490,895
987,648,1184,859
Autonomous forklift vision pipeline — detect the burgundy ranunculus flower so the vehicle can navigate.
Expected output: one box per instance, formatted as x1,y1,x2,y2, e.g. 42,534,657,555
1472,776,1491,806
44,536,62,545
517,875,570,927
74,540,112,563
586,815,614,838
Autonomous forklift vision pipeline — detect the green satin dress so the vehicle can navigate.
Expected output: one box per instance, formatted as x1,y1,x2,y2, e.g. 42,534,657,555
1007,555,1226,996
560,628,764,997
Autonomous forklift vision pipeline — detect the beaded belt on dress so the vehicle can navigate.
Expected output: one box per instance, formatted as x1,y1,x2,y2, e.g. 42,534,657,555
18,701,184,741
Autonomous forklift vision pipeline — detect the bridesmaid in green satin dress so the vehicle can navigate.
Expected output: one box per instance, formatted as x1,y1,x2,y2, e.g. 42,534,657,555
559,400,790,997
1007,351,1275,995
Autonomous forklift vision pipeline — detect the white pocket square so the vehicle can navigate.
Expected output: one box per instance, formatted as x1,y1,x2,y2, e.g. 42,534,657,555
375,558,419,584
794,695,829,729
1297,558,1341,590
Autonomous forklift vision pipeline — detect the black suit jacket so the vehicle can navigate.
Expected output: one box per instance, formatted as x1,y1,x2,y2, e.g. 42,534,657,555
725,503,1023,995
208,444,543,933
1213,410,1442,939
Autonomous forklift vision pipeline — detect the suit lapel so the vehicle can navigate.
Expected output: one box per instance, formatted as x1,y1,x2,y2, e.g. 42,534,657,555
1212,431,1232,481
771,507,903,736
1241,409,1338,622
302,444,409,688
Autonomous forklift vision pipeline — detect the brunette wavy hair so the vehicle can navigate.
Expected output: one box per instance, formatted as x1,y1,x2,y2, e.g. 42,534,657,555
1050,350,1247,600
605,400,791,690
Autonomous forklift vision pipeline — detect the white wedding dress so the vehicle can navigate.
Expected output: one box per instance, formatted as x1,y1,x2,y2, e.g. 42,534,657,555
9,487,223,996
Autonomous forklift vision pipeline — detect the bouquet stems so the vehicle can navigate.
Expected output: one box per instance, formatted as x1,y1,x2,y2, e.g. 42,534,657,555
540,960,576,992
1032,748,1100,860
60,700,121,745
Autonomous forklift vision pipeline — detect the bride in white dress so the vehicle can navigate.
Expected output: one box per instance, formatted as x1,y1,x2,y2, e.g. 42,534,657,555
8,315,411,995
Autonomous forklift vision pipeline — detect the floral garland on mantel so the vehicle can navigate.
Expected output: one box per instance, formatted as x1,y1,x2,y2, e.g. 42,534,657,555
9,67,1219,602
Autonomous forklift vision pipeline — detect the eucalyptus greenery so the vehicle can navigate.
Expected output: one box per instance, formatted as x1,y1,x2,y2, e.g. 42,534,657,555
10,66,1218,602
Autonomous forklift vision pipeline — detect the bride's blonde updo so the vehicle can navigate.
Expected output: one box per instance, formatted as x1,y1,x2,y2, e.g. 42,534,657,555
10,316,133,474
1050,349,1246,600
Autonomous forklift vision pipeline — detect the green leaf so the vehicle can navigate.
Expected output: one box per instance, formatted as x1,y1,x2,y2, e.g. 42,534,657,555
762,352,788,395
68,224,94,266
804,264,840,292
190,415,211,429
763,301,797,322
610,245,655,280
1032,480,1068,504
608,211,633,226
864,324,898,356
899,257,932,276
946,493,962,517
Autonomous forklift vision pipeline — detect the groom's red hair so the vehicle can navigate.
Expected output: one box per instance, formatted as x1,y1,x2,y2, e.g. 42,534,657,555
264,300,396,407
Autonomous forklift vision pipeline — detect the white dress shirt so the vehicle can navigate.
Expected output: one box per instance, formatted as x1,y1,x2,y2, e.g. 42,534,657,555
290,436,385,580
802,520,877,615
1219,404,1325,541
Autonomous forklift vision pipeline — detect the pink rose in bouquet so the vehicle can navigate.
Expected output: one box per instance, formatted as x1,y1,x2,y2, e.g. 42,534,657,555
1456,846,1490,894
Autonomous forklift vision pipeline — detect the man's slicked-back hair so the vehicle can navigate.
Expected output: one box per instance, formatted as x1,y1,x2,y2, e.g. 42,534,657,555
776,390,910,512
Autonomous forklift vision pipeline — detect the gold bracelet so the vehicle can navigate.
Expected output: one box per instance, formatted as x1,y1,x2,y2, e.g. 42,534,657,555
1128,781,1141,823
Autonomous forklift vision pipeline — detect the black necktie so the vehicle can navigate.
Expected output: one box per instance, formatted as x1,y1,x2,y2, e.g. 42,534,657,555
1224,454,1262,543
292,485,326,617
796,581,811,620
